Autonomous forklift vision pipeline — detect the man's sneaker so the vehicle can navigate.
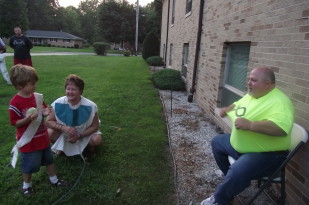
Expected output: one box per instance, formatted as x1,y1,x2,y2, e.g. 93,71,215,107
201,194,220,205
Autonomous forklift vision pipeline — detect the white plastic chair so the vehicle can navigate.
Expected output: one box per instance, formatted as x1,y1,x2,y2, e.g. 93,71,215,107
228,123,308,205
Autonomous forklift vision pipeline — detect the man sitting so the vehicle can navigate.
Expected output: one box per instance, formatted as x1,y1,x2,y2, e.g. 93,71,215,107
201,67,294,205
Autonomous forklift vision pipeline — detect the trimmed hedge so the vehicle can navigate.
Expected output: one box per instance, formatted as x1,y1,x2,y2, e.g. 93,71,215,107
93,42,110,55
151,69,186,91
142,31,160,59
146,56,164,66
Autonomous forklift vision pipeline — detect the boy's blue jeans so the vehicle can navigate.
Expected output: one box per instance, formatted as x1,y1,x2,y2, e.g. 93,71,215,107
211,134,287,204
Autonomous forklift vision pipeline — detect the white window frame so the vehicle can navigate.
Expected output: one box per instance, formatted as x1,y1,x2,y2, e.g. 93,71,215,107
182,43,189,78
185,0,192,14
221,43,251,107
169,43,173,67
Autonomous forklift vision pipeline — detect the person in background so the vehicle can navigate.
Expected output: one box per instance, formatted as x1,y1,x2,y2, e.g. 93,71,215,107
0,44,12,84
9,26,33,66
201,67,294,205
46,74,102,158
0,37,6,48
9,64,67,196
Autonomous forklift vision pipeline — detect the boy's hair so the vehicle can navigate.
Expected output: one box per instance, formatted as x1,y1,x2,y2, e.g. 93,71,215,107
10,64,38,89
65,74,84,94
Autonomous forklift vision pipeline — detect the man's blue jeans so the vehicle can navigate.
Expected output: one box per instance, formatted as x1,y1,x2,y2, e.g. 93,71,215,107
211,134,287,204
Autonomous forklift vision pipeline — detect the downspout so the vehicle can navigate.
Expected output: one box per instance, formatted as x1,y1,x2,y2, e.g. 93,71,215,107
188,0,205,102
164,0,171,66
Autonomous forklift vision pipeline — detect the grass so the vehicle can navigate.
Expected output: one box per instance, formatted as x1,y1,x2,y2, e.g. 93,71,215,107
5,46,130,55
0,55,175,205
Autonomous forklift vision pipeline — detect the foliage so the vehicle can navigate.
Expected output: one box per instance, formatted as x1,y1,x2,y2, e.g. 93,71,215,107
139,0,162,43
0,0,29,37
53,6,82,37
123,49,131,57
152,69,186,91
146,56,164,66
0,54,175,205
93,42,110,55
26,0,59,31
142,31,160,59
78,0,100,44
97,0,136,44
0,0,163,51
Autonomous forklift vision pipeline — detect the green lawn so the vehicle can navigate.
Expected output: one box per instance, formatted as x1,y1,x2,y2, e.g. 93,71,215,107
5,46,127,55
0,55,175,205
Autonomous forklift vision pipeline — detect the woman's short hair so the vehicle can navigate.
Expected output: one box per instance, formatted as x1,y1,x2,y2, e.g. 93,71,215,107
65,74,84,94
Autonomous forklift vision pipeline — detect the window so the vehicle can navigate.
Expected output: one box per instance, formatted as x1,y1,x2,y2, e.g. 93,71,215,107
171,0,176,24
182,43,189,78
63,39,70,43
186,0,192,14
50,38,57,42
169,43,173,66
221,43,250,107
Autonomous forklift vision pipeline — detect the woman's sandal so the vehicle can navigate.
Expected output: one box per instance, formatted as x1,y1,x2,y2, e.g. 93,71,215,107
22,187,35,196
52,179,69,187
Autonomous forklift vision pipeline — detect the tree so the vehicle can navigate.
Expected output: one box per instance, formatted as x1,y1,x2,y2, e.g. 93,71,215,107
139,0,162,44
26,0,59,30
0,0,28,37
97,0,135,44
142,31,160,59
49,6,82,38
79,0,100,44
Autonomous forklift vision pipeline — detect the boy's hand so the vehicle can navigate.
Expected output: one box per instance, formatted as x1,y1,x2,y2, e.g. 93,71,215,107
42,107,52,116
27,113,38,122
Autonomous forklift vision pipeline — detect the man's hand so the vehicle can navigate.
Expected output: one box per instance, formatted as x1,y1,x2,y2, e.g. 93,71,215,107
220,104,235,117
235,117,252,130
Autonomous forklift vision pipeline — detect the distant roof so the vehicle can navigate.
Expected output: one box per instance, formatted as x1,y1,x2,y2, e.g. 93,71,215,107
26,30,83,40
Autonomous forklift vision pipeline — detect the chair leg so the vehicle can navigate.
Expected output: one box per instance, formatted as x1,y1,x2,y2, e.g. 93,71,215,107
279,170,286,205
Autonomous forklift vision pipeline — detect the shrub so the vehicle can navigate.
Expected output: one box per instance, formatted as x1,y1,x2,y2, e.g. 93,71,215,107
151,69,186,91
146,56,164,66
83,43,90,48
74,44,79,49
142,31,160,59
93,42,110,55
123,50,131,57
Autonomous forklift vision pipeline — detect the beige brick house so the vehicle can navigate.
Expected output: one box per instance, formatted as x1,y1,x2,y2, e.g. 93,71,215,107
160,0,309,204
26,30,84,48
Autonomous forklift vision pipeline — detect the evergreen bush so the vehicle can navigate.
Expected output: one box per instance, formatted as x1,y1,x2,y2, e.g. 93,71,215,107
142,31,160,59
146,56,164,66
151,69,186,91
93,42,110,55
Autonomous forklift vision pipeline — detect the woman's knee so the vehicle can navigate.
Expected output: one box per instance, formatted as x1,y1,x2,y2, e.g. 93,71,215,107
90,134,102,146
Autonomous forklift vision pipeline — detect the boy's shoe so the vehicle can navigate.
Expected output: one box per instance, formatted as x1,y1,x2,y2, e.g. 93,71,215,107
22,187,35,196
201,194,221,205
51,179,69,187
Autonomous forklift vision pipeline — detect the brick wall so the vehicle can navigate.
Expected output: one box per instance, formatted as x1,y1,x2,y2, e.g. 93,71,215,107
160,0,309,204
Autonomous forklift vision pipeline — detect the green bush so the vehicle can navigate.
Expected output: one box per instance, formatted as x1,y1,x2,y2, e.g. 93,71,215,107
93,42,110,55
74,44,79,49
123,50,131,57
142,31,160,59
146,56,164,66
151,69,186,91
83,43,90,48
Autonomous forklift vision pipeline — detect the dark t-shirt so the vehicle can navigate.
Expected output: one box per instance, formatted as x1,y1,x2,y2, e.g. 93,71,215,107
9,35,33,59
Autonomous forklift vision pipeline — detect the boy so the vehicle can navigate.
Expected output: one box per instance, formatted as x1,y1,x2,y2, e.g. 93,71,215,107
0,45,11,84
9,64,67,196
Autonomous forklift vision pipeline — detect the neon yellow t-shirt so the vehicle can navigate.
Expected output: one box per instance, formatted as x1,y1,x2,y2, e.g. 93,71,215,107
227,88,294,153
